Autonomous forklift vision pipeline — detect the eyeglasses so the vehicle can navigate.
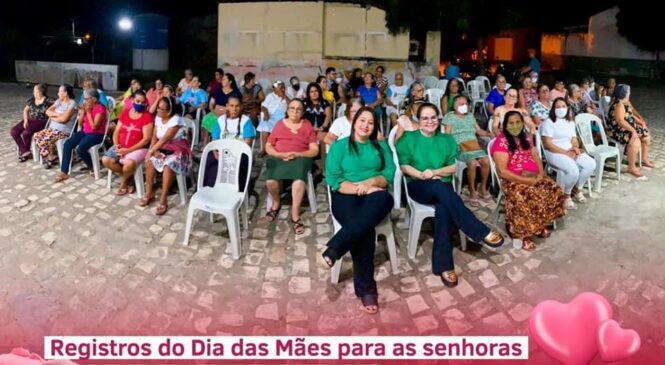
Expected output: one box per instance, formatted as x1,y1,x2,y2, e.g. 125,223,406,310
412,88,423,92
288,107,304,112
420,116,439,123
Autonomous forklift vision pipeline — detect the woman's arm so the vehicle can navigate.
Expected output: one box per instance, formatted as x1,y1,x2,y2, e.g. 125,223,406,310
258,90,266,103
613,103,638,134
542,136,573,157
265,142,284,159
444,123,453,134
323,105,332,129
295,143,319,158
400,164,424,179
148,126,179,153
521,110,536,133
519,90,527,112
112,120,122,148
434,164,456,177
492,108,502,136
474,121,492,137
22,105,29,123
493,151,538,185
324,132,338,145
89,108,104,130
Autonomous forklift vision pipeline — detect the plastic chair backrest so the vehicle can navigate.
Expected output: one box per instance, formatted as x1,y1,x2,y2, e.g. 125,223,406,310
182,117,197,150
197,139,253,194
487,138,503,191
257,78,272,96
476,76,491,93
106,96,116,111
575,113,601,152
467,80,481,100
421,76,439,89
336,103,347,119
387,126,401,174
424,88,444,113
436,79,449,92
455,77,466,94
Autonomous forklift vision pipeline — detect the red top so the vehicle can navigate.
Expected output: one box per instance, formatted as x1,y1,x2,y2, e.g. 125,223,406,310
118,109,154,148
267,119,317,153
82,104,108,134
490,132,539,175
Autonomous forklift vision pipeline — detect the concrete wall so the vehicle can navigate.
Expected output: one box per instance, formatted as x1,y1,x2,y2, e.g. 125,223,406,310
15,61,118,91
217,2,430,82
541,7,664,75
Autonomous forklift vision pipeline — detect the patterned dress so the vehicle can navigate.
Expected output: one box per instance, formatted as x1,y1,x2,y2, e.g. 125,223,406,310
606,100,649,144
490,133,566,239
442,112,486,163
520,88,538,111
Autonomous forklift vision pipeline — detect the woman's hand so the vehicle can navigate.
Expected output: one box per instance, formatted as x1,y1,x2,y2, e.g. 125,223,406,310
366,186,385,195
421,169,435,179
565,150,577,159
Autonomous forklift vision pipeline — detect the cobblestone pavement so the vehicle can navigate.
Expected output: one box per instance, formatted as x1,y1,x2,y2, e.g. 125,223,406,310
0,82,664,363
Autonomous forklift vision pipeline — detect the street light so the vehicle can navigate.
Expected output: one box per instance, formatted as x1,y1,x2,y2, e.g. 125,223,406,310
118,17,133,31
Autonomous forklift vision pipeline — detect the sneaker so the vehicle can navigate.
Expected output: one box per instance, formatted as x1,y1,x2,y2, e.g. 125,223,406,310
565,197,577,210
573,191,587,203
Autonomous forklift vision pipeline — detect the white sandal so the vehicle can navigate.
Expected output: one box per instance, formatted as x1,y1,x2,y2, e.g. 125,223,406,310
573,191,587,203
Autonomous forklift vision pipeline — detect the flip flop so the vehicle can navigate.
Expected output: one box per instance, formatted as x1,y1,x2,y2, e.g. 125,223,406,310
359,294,379,315
54,173,69,183
440,270,459,288
116,187,129,196
139,195,155,207
155,203,168,216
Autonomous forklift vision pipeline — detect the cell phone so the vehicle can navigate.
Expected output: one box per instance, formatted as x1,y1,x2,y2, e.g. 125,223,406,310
159,149,174,156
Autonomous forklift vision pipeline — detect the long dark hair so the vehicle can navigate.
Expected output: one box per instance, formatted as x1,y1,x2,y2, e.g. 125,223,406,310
224,72,240,94
348,106,385,170
549,97,573,122
157,96,178,118
444,78,460,98
61,83,75,99
305,82,325,106
502,110,531,153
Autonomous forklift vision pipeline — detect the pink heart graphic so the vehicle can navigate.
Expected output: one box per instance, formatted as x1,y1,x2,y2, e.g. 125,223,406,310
529,292,613,365
597,319,641,363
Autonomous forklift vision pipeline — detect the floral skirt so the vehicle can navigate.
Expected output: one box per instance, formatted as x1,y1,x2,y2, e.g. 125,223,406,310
607,121,649,144
502,178,566,239
150,151,192,176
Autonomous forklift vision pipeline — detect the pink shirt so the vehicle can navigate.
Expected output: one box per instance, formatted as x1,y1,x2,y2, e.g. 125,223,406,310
490,132,539,175
83,104,108,134
267,119,317,153
550,89,567,101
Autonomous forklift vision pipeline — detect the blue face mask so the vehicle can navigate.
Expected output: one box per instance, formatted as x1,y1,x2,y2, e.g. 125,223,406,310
133,103,145,112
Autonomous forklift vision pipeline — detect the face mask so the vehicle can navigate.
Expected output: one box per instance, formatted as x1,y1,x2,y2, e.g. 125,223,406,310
133,103,145,112
590,82,595,90
555,107,568,119
456,104,468,114
531,77,538,84
506,123,524,137
335,77,342,84
292,83,300,90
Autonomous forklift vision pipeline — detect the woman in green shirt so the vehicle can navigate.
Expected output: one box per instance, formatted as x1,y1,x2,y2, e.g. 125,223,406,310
323,106,395,315
442,95,493,207
397,103,504,288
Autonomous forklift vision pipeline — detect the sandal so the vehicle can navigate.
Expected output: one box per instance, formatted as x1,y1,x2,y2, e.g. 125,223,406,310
482,230,505,248
116,186,129,196
359,294,379,315
127,185,136,195
440,270,459,288
291,218,305,235
469,197,480,208
265,206,280,222
139,195,155,207
45,158,58,169
479,192,493,202
319,247,337,269
155,203,168,216
536,228,551,239
521,238,537,251
572,190,587,203
53,173,69,183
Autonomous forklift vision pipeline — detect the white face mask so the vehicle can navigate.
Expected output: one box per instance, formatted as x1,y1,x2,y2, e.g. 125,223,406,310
335,77,342,84
555,107,568,119
531,77,538,84
456,104,468,114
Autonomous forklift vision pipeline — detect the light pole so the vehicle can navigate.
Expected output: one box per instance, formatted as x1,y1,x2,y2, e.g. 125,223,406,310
118,17,134,70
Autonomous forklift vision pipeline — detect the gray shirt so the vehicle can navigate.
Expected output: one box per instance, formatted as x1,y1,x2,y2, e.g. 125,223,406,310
49,99,78,134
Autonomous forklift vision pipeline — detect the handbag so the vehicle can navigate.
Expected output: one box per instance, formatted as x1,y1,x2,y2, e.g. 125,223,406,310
458,139,481,152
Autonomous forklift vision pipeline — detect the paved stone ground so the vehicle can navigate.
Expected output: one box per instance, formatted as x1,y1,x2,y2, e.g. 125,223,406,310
0,82,664,364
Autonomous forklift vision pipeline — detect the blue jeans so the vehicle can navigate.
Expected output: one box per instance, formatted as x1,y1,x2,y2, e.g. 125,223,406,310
408,180,490,274
328,190,393,297
60,131,104,174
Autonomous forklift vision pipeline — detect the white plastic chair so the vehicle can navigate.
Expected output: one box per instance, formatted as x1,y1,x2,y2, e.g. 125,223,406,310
182,117,199,151
87,111,112,180
265,171,317,214
535,131,593,197
486,139,504,225
436,79,449,93
466,80,485,114
107,162,146,198
402,175,467,259
336,102,346,119
106,96,116,112
387,126,403,210
476,76,491,98
598,106,641,169
182,139,253,259
424,88,445,114
575,113,620,192
420,76,439,89
327,186,399,283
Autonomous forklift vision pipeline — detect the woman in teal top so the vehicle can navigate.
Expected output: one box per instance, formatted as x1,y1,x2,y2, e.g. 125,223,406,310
442,95,493,207
323,106,395,315
397,102,504,288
